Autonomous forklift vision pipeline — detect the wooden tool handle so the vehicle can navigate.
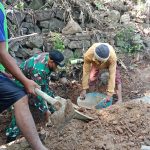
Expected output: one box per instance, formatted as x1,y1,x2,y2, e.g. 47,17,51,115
35,88,57,105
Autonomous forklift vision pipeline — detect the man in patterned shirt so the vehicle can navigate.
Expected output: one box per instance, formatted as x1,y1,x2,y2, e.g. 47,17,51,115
6,50,65,142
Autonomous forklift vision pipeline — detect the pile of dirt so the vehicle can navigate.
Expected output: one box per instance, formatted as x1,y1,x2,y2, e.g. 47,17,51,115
1,101,150,150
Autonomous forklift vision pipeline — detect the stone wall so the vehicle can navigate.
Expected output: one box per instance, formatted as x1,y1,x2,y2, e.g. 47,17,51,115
6,0,150,62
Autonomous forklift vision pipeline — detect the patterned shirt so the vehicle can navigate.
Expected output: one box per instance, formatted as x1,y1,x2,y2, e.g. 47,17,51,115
6,53,56,139
20,52,54,112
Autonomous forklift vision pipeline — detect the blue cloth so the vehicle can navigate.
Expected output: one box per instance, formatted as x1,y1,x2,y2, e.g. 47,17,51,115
0,73,26,113
0,9,5,42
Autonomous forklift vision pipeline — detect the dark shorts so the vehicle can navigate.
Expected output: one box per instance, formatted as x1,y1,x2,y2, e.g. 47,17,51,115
0,73,26,113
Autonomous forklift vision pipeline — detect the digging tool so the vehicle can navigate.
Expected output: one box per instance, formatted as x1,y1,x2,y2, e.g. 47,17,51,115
72,104,94,122
35,88,75,129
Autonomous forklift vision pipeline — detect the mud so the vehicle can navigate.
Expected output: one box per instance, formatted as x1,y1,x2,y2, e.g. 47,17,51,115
1,101,150,150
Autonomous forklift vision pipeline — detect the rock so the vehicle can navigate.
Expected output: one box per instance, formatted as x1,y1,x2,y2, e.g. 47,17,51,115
92,10,107,22
127,142,135,147
143,37,150,48
144,139,150,146
40,21,50,28
15,48,31,58
26,35,44,48
62,18,82,35
20,27,28,34
40,19,65,32
112,120,118,125
46,0,54,6
111,0,128,12
21,22,41,34
9,42,20,52
19,140,29,148
7,10,25,26
108,10,120,23
90,136,95,141
62,49,74,62
120,13,130,24
134,96,150,104
30,48,42,56
55,8,65,20
44,42,53,52
42,29,49,33
25,13,35,23
29,0,44,10
66,32,91,41
63,38,70,47
68,40,91,49
139,136,144,140
35,10,55,21
74,48,84,57
115,126,123,134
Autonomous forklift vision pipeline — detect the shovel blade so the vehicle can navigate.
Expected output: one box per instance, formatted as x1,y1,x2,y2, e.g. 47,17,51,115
50,98,75,129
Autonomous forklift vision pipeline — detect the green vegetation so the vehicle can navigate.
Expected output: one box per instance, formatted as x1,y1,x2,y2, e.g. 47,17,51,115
52,33,65,52
14,1,24,11
115,26,143,53
94,1,106,10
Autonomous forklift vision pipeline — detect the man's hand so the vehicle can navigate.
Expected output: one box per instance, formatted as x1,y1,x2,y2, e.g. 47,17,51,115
23,79,40,95
80,89,86,100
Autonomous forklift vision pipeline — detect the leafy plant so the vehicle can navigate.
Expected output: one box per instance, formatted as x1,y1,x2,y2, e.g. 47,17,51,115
115,26,143,53
52,33,65,52
94,1,106,10
14,1,24,11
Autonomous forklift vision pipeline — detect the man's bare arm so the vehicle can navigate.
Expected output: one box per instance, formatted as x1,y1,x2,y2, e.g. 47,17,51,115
0,42,39,94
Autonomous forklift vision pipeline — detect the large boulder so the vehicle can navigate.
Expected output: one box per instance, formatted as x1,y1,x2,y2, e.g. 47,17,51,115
66,32,91,41
15,48,31,59
7,10,25,26
28,0,44,10
68,40,91,49
143,37,150,48
21,22,41,34
34,10,55,21
107,10,120,23
26,35,44,48
120,13,130,24
62,18,82,35
40,19,65,31
62,49,74,62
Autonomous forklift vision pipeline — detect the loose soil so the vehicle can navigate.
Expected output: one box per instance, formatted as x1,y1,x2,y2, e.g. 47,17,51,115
0,55,150,149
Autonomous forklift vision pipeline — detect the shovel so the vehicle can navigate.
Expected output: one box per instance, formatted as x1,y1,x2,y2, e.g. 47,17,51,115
35,88,75,129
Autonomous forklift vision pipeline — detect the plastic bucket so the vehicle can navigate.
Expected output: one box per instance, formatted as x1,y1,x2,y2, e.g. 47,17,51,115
77,92,113,109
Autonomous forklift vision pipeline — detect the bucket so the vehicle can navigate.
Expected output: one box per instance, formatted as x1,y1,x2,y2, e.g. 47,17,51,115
77,92,113,109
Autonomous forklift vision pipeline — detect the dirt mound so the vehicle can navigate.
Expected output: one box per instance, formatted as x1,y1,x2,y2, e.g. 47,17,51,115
1,101,150,150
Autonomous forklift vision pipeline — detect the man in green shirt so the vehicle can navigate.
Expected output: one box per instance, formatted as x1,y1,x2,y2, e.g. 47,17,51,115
0,0,47,149
6,50,65,142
